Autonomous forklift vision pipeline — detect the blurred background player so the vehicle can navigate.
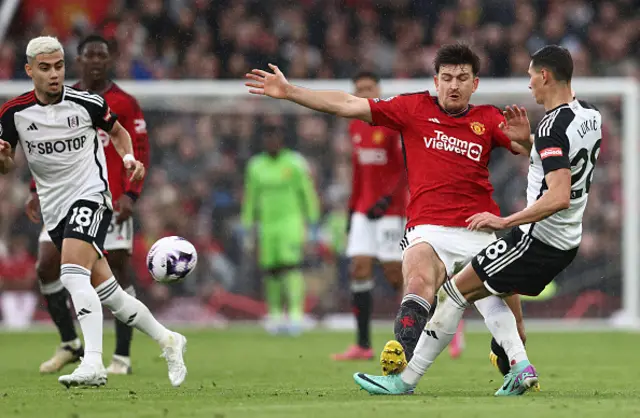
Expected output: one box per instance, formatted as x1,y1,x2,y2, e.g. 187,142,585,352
26,35,149,375
241,126,320,335
332,71,408,361
245,44,531,378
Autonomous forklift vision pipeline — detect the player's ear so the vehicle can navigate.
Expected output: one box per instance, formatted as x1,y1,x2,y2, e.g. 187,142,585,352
472,76,479,93
24,62,32,78
541,69,549,85
433,74,439,89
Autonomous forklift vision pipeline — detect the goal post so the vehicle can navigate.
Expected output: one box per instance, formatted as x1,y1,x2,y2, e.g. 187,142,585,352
0,78,637,328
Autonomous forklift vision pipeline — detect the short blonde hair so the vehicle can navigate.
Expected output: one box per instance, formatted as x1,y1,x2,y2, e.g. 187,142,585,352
26,36,64,60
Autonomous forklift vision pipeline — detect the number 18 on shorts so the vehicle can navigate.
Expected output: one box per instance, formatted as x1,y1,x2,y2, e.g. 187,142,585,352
48,199,113,257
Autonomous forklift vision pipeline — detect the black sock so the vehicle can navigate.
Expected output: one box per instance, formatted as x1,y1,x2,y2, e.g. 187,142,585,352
114,285,135,357
352,288,372,349
44,289,78,343
491,337,511,376
114,319,134,357
393,295,431,361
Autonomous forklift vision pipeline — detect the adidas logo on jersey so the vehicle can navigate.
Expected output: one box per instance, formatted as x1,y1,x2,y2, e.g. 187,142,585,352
428,118,441,124
26,123,38,131
73,225,84,234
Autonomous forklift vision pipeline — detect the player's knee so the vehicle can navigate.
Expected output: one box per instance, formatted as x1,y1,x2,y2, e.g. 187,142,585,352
36,249,61,284
381,262,403,291
36,260,58,284
403,245,445,296
60,241,99,271
350,257,373,280
107,251,132,288
404,274,436,301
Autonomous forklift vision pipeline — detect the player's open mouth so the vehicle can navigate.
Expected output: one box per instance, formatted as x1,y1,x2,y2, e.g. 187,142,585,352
90,69,102,76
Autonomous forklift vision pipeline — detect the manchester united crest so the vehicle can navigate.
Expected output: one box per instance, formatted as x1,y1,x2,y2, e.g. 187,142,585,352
470,121,485,136
372,129,384,144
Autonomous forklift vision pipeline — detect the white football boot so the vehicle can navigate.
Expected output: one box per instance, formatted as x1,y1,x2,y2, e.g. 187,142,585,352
161,332,187,387
106,355,132,375
39,339,83,374
58,360,107,388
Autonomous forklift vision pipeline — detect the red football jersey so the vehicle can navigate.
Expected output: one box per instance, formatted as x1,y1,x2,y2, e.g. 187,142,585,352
348,120,407,216
76,82,149,204
368,91,514,229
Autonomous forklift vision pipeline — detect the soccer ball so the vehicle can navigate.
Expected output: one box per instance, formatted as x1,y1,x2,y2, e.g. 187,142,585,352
147,236,198,283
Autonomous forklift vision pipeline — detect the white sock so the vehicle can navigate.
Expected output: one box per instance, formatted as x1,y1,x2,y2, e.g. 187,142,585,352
96,277,171,345
474,295,528,367
401,279,469,386
60,264,103,365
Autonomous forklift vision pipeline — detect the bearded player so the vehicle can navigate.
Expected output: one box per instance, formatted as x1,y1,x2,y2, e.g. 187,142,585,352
332,71,464,361
246,44,532,380
26,35,149,375
355,45,598,396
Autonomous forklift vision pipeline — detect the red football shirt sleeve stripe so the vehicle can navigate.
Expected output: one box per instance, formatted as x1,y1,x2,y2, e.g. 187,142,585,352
124,101,149,196
29,178,36,192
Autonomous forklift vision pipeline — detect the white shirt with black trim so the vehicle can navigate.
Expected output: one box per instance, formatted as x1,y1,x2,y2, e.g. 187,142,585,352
0,86,117,229
520,99,602,250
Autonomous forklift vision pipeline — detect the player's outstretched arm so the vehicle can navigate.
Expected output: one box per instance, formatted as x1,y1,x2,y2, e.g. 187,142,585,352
245,64,372,122
108,121,145,181
0,140,15,174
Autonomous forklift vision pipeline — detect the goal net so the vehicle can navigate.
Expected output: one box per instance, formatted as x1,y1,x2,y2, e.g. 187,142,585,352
0,78,637,329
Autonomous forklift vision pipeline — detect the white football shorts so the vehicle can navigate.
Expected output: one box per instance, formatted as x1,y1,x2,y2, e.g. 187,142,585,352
399,224,497,276
346,212,404,262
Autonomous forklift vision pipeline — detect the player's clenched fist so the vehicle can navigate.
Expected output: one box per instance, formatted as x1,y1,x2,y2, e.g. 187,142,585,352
245,63,290,99
123,154,145,181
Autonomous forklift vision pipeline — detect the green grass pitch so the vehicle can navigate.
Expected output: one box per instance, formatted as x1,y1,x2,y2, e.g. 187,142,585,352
1,328,639,418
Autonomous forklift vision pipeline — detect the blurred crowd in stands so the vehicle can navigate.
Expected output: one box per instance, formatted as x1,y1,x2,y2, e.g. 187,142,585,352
0,0,637,326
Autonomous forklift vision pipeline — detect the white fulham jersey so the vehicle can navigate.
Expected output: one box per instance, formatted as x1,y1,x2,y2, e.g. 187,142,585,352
520,99,602,250
0,86,117,229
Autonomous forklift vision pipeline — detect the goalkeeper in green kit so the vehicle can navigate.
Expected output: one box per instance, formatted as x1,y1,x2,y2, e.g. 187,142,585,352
241,126,320,335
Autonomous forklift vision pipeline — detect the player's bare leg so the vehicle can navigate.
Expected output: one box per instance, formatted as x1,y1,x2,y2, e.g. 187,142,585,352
381,261,403,291
57,238,107,388
381,243,446,375
105,249,135,375
91,257,187,387
332,256,375,361
37,240,84,373
399,266,537,395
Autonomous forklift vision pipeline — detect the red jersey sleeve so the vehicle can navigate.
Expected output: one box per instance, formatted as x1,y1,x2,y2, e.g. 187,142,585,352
29,178,36,193
123,99,149,198
367,95,414,131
